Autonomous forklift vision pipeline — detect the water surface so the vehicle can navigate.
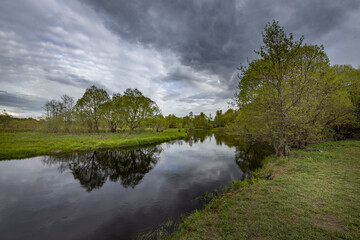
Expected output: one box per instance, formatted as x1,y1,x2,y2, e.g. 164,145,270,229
0,131,271,240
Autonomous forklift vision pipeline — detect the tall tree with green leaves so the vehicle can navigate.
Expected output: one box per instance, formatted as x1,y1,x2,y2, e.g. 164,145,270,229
75,85,110,132
122,88,160,130
329,65,360,139
193,112,212,130
99,93,128,132
235,20,349,156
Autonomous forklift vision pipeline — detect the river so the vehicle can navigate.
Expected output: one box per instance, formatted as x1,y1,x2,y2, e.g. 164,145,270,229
0,131,271,240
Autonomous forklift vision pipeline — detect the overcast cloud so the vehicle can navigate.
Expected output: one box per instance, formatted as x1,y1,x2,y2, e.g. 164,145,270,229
0,0,359,117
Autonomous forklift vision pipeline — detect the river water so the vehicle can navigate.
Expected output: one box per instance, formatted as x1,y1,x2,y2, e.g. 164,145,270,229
0,131,271,240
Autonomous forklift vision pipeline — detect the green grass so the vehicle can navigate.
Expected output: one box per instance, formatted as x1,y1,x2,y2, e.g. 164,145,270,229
0,129,187,160
171,140,360,240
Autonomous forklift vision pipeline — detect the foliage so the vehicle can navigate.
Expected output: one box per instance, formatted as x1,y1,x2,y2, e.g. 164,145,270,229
121,88,160,130
165,114,182,128
147,114,166,132
0,110,43,132
193,112,213,130
41,86,164,133
330,65,360,139
0,110,11,130
234,20,357,156
74,85,110,132
213,109,237,128
182,115,192,129
99,93,127,132
42,94,75,132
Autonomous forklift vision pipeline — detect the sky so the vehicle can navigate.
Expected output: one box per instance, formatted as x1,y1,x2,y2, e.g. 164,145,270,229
0,0,359,118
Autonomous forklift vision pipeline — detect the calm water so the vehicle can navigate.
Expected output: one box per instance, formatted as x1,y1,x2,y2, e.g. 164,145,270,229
0,131,271,240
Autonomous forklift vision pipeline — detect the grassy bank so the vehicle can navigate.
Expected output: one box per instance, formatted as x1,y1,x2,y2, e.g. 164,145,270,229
171,140,360,240
0,129,187,160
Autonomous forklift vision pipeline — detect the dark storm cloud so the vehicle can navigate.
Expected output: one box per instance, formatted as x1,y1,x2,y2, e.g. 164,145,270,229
0,91,46,112
82,0,256,82
283,1,360,37
83,0,360,87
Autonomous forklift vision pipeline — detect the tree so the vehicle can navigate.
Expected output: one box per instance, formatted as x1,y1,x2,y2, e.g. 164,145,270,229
99,100,117,132
182,116,192,129
165,114,181,128
193,112,212,130
329,65,360,139
99,93,127,132
43,99,62,119
214,110,224,127
0,110,11,130
185,112,194,129
75,85,110,132
43,94,75,132
60,94,74,123
214,109,237,128
122,88,160,130
235,21,349,156
148,114,166,132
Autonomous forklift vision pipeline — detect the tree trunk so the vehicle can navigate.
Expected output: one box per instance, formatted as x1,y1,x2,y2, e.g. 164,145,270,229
94,120,99,132
275,139,290,157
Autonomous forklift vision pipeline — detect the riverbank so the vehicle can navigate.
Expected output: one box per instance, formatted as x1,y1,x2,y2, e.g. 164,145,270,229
0,129,187,160
171,140,360,239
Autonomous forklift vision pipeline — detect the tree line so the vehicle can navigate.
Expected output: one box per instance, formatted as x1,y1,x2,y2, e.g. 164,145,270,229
43,87,159,133
42,86,215,133
0,110,42,132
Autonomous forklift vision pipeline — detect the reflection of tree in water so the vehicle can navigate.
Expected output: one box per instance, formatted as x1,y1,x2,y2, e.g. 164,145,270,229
184,130,213,147
42,146,162,191
184,130,238,148
213,132,237,147
185,130,272,179
235,141,273,180
105,147,161,188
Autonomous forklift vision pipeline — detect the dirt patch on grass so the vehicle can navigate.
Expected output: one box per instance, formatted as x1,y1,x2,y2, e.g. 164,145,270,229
311,214,343,231
271,166,288,176
269,164,299,178
270,185,283,191
49,149,63,154
98,146,109,150
246,224,264,239
308,201,324,209
205,229,222,239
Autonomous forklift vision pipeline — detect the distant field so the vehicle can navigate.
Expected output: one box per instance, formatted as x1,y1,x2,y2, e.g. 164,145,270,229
171,140,360,240
0,129,187,160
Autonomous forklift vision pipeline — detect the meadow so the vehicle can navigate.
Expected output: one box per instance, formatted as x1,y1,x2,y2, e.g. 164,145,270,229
0,129,186,160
